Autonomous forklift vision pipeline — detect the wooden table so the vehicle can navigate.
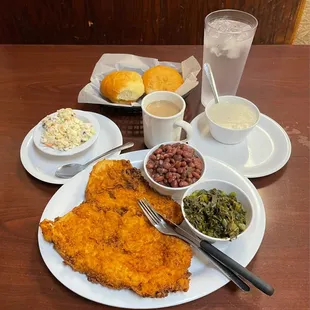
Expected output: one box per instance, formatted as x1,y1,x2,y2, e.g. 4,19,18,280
0,45,309,310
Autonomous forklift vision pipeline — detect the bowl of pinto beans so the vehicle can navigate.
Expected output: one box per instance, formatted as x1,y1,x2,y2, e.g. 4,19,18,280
144,142,206,200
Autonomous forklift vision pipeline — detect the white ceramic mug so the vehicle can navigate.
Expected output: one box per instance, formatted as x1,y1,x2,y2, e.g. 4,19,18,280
141,91,193,148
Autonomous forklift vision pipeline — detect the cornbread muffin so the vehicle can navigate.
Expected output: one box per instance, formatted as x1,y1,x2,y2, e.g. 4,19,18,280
143,65,184,94
100,71,145,103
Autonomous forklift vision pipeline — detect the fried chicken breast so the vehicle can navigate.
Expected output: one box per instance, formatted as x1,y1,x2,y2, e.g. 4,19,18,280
85,159,184,224
40,160,192,298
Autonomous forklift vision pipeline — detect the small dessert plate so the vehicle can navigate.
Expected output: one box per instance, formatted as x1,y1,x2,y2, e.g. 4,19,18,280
189,112,291,178
20,112,123,184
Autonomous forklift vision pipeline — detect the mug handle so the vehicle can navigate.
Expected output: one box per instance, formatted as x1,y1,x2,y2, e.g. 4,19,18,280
174,120,193,142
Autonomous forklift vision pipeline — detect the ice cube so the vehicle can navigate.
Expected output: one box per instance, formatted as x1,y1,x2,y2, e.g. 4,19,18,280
204,33,220,48
210,47,222,57
227,46,241,59
237,31,250,41
222,34,237,47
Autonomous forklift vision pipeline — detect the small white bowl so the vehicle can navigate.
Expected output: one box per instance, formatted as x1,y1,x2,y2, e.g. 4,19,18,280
33,109,100,156
205,95,260,145
143,141,206,200
181,179,254,243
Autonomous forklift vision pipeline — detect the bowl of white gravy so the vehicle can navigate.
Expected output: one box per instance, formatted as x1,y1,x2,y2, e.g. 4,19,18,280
205,95,260,144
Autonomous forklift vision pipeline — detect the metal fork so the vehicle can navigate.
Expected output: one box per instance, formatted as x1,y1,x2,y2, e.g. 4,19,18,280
138,198,274,296
138,198,250,292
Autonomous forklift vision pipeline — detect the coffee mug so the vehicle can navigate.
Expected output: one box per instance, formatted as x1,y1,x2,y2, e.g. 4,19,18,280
141,91,193,148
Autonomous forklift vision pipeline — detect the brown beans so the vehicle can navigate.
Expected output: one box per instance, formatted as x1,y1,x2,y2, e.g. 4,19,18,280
146,143,204,188
192,171,201,179
194,158,203,169
154,175,164,182
183,151,192,158
173,154,182,161
179,181,189,187
168,177,174,183
166,172,172,179
171,180,178,187
157,168,167,175
146,161,154,169
163,162,171,169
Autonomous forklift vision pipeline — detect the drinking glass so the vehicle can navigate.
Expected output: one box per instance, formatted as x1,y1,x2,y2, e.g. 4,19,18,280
201,9,258,106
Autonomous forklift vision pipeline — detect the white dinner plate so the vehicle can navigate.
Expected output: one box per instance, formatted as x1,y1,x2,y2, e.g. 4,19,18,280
33,110,101,156
190,112,291,178
20,112,123,184
38,150,266,309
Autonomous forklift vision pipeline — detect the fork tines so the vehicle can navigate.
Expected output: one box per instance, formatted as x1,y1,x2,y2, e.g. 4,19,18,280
138,198,162,225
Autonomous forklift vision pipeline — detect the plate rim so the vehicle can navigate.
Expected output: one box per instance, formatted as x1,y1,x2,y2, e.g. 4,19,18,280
37,149,266,309
190,112,292,178
20,111,123,184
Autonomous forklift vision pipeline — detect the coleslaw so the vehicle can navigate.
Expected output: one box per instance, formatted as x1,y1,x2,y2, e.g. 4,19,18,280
41,108,95,151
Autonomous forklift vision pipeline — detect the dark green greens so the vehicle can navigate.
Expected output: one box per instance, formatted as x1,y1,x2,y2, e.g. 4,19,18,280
183,189,247,239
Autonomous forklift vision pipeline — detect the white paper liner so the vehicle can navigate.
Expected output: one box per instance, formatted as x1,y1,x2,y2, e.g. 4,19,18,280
78,54,201,108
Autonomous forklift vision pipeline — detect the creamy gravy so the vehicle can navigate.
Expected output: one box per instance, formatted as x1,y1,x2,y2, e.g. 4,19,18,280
146,100,180,117
208,102,258,129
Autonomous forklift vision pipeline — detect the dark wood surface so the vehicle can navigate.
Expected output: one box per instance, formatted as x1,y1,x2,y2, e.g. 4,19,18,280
0,45,309,310
0,0,304,45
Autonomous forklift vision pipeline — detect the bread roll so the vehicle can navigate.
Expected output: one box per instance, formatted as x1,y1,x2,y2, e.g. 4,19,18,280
143,65,184,94
100,71,145,103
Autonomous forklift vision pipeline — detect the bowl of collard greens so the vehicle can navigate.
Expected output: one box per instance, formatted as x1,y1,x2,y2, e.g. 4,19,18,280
181,179,254,243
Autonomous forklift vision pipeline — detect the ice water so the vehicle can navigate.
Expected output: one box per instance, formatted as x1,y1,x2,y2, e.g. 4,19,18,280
202,17,256,106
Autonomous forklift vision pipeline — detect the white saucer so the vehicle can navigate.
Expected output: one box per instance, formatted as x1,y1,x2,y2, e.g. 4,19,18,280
189,112,291,178
33,110,101,157
20,112,123,184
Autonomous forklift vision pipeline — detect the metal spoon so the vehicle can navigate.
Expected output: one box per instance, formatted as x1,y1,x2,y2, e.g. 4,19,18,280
55,142,134,179
204,63,220,104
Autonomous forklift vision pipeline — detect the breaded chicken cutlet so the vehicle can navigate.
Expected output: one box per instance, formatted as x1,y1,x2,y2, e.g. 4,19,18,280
40,160,192,298
85,160,183,224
